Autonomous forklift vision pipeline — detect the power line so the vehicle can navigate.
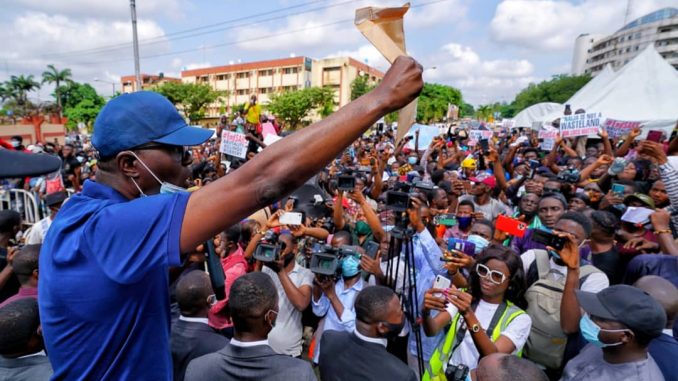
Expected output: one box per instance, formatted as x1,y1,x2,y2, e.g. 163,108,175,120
38,0,348,59
71,0,452,66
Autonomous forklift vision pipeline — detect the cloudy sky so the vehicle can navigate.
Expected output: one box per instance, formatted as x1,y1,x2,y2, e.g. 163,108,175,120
1,0,675,105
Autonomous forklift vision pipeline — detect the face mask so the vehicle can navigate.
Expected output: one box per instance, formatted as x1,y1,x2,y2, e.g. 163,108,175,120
10,140,20,148
380,318,405,339
383,225,395,232
467,235,488,255
408,156,417,165
341,255,361,278
579,314,626,348
127,151,189,196
355,221,372,236
457,216,473,230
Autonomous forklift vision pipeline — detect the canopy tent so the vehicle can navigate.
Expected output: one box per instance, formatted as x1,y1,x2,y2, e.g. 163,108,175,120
564,64,615,111
541,45,678,136
512,102,563,127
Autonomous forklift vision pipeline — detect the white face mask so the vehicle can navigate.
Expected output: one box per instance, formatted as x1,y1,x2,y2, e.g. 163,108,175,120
126,151,188,197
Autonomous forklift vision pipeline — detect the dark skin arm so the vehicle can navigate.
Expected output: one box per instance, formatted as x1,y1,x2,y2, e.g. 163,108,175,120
552,232,583,334
180,57,423,252
615,128,641,157
0,247,16,292
333,191,346,231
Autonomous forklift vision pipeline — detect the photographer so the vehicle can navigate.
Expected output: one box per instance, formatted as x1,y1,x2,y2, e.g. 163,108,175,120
260,233,314,358
333,188,385,250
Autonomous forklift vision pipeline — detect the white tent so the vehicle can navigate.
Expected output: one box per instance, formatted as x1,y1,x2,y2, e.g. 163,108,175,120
564,64,615,111
512,102,563,127
543,45,678,135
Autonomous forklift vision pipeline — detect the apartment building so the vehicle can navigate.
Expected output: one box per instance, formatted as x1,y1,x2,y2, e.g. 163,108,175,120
120,74,181,93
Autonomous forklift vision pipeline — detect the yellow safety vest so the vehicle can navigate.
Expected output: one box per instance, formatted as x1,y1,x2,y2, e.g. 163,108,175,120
422,300,525,381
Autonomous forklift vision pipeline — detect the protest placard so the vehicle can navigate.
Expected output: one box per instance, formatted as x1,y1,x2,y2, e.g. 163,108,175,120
603,119,641,139
501,119,515,129
220,131,248,158
559,112,603,138
469,129,493,143
538,129,558,151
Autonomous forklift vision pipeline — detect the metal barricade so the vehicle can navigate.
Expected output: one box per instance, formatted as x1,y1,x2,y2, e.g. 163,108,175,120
0,188,40,226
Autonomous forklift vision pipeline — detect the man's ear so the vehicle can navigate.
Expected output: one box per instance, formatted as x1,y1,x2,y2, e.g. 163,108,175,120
117,152,140,178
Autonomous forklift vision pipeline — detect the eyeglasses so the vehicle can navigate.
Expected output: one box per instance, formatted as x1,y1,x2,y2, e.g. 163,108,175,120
475,263,506,285
133,142,192,164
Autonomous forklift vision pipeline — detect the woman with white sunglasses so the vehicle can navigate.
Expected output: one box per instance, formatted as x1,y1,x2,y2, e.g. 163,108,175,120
421,245,532,380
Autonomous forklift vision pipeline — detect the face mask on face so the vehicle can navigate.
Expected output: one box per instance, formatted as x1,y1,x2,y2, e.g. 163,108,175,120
127,151,188,196
380,318,405,339
408,156,417,165
579,314,627,348
341,255,361,278
457,216,473,230
467,235,489,255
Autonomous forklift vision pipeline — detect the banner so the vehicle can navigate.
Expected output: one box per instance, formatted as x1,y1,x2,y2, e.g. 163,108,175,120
220,131,248,158
603,118,641,139
560,112,603,138
538,129,558,151
501,119,515,129
469,129,493,144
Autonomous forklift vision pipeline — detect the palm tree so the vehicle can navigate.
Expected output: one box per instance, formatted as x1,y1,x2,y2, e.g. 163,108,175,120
42,64,72,117
9,74,41,109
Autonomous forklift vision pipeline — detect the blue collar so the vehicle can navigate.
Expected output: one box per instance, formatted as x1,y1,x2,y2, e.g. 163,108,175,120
81,180,130,203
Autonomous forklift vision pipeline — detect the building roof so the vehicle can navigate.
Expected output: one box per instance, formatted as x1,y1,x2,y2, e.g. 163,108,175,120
181,57,308,77
120,74,181,84
618,7,678,33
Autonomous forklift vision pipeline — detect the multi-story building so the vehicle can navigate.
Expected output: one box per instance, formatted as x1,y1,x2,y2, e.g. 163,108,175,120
120,74,181,93
120,56,383,122
571,33,604,75
581,7,678,76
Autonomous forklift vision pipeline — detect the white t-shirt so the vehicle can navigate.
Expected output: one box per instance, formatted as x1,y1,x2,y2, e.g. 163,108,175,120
520,249,610,292
447,299,532,370
25,216,52,245
262,263,314,357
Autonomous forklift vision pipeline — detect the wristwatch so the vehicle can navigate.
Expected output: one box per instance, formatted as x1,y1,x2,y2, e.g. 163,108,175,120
470,323,481,333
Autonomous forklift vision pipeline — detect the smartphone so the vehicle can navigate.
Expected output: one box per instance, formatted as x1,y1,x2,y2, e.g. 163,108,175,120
280,212,304,226
337,175,356,192
479,139,489,153
434,213,458,227
364,241,379,259
531,229,567,251
432,275,451,297
447,238,476,257
495,215,528,238
646,130,662,143
611,183,625,196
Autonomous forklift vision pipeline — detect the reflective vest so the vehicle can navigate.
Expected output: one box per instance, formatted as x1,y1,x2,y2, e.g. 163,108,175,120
423,300,525,381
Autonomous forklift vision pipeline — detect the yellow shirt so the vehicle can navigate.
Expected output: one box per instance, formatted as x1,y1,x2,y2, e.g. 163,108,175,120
245,102,261,124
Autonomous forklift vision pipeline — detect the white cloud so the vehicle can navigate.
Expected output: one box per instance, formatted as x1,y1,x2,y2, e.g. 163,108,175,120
490,0,678,51
424,43,537,105
5,0,182,20
407,0,469,28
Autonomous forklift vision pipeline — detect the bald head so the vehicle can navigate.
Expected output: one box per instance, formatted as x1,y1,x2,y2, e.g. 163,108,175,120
175,271,213,317
476,353,548,381
634,275,678,328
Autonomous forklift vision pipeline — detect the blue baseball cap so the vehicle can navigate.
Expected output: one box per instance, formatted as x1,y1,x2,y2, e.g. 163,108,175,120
92,91,212,158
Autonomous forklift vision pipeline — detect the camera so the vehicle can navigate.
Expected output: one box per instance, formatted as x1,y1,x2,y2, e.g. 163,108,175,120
445,364,469,381
253,231,285,263
337,175,356,192
385,191,414,212
309,245,361,277
557,167,580,183
413,180,435,192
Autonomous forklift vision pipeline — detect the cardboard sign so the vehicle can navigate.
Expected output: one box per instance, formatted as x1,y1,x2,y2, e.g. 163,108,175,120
220,131,248,158
560,112,603,138
538,129,558,151
469,129,493,143
603,119,641,139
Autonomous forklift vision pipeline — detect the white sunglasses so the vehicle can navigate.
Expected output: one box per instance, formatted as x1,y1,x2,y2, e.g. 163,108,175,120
476,263,506,285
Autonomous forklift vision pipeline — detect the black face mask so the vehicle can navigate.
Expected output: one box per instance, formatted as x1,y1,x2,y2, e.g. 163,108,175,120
380,318,405,339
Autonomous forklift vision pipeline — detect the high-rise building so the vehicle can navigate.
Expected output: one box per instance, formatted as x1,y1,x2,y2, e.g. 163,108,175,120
571,34,604,75
581,7,678,76
121,56,383,122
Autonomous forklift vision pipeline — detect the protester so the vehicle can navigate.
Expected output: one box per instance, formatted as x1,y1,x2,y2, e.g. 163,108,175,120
319,285,416,381
473,353,548,381
0,210,21,303
561,285,665,380
184,272,316,381
24,192,67,245
0,244,40,308
0,299,52,381
171,271,229,381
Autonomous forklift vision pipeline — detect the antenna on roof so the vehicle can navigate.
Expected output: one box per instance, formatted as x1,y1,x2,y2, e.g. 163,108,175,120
623,0,634,26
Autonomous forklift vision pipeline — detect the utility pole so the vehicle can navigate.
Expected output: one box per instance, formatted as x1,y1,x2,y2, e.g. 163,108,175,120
130,0,142,91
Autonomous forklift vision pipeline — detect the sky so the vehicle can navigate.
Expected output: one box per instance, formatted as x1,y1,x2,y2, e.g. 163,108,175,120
1,0,676,106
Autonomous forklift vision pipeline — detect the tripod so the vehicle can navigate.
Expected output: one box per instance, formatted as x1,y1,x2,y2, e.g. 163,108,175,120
385,215,425,378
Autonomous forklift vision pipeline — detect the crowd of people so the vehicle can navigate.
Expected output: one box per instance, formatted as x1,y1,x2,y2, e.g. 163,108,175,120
0,56,677,381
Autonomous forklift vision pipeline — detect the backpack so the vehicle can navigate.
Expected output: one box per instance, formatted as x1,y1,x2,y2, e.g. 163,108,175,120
523,249,600,370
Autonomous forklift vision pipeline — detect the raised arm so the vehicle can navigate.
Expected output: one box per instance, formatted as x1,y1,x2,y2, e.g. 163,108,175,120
180,57,423,252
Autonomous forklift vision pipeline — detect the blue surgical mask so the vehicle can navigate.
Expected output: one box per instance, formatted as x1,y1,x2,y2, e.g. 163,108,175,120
128,151,189,196
341,255,361,278
408,156,418,165
457,216,473,230
579,314,626,348
467,234,488,255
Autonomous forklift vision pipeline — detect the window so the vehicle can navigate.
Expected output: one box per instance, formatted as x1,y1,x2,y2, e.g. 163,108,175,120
236,72,249,79
236,89,247,95
216,74,230,80
634,32,641,39
259,87,274,94
635,45,639,51
282,67,299,74
625,47,631,53
258,69,274,76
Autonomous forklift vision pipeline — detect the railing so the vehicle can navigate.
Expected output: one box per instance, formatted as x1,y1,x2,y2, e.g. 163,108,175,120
0,188,41,226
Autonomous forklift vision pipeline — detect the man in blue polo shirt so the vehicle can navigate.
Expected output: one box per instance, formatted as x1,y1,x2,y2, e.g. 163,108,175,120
39,56,423,380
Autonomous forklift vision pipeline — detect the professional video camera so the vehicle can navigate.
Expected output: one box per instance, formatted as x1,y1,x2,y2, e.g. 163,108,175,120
253,231,285,263
309,244,361,278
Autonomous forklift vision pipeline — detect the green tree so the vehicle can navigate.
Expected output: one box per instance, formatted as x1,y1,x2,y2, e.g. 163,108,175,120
350,75,376,101
41,64,72,117
460,103,474,117
152,82,225,122
474,105,493,121
57,82,105,130
267,87,336,129
510,74,591,114
63,98,103,131
416,83,463,123
6,75,41,114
